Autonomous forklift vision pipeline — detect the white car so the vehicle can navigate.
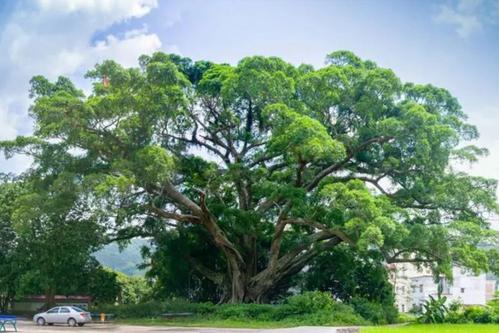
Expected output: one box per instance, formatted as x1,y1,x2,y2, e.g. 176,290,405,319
33,306,92,327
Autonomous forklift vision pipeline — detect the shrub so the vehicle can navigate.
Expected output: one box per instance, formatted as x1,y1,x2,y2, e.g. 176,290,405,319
396,312,416,323
214,303,279,320
329,303,368,325
488,291,499,315
350,297,398,324
163,298,214,314
463,305,492,323
445,310,469,324
92,300,164,318
418,295,448,323
285,291,335,314
89,291,372,326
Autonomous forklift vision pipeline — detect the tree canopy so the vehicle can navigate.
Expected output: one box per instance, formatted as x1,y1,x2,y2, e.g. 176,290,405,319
1,51,498,303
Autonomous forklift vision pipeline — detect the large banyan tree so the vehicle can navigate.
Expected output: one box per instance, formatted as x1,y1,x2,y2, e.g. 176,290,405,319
2,51,498,303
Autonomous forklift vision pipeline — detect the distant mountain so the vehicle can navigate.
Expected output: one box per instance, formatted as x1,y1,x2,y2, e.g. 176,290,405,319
94,238,151,276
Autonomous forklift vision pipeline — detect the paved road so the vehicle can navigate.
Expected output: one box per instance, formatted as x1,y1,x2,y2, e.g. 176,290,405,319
9,320,357,333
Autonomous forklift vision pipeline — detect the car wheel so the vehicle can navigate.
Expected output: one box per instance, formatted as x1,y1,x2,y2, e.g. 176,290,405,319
36,317,46,326
68,318,77,327
78,323,84,327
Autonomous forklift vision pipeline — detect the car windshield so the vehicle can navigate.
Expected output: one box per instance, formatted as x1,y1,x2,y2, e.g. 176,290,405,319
71,306,85,312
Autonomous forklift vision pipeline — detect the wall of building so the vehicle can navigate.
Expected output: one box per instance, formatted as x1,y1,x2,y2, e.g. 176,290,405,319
410,267,487,308
390,264,495,312
12,299,91,313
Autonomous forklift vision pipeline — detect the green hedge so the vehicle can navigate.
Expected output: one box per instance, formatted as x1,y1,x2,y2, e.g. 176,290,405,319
91,291,373,326
445,305,499,324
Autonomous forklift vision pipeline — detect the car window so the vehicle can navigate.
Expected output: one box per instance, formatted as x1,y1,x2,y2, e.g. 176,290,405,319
47,307,60,314
71,306,84,312
60,307,70,313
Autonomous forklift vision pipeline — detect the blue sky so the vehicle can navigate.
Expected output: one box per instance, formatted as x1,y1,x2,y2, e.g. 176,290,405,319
1,0,499,191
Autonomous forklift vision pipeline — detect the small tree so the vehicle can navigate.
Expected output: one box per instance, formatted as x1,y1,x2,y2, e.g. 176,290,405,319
0,177,25,312
4,169,104,307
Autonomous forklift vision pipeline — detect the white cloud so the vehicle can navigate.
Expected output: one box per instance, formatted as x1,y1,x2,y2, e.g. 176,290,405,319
35,0,158,21
91,30,162,67
435,0,499,38
0,0,167,174
0,103,17,141
436,5,482,38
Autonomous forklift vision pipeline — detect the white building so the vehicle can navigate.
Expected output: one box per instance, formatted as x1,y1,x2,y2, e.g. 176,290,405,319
411,267,488,308
389,264,496,312
387,263,413,313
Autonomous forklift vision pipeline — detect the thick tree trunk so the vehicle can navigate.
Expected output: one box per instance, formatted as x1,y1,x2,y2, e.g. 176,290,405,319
45,285,56,309
219,236,343,303
0,293,11,313
158,181,346,303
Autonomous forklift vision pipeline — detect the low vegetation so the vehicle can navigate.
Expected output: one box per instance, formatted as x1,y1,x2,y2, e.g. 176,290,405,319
362,324,499,333
91,291,403,327
415,292,499,324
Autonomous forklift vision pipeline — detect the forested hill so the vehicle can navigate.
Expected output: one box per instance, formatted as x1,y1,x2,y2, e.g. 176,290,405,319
94,238,150,276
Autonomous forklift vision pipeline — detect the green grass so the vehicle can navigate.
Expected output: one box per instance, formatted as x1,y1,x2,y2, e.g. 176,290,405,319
362,324,499,333
120,319,499,331
119,317,297,328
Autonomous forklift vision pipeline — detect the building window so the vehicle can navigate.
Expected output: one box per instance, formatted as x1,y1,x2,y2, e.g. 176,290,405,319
461,288,465,293
419,284,423,293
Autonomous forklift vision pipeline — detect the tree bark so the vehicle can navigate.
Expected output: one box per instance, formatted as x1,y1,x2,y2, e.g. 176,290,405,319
45,285,56,309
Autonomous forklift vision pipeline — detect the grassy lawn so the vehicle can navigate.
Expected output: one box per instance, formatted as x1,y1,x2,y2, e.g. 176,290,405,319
362,324,499,333
119,317,297,328
120,320,499,332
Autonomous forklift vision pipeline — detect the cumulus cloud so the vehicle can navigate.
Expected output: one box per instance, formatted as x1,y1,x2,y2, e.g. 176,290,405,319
0,0,167,173
435,0,499,38
91,29,162,67
0,103,17,141
35,0,158,21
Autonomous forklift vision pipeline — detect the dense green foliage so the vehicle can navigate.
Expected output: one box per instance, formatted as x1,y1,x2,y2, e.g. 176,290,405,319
0,175,150,309
1,50,498,304
0,177,24,312
301,245,397,323
413,292,499,324
93,291,369,326
363,324,499,333
419,295,449,323
0,173,108,308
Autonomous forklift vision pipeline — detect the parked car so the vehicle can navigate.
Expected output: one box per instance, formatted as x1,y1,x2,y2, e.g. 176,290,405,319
33,306,91,327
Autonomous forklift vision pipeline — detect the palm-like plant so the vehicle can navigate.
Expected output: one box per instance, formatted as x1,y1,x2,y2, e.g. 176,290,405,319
419,295,449,323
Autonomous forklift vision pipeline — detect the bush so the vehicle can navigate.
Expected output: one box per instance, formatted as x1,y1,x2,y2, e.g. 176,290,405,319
90,291,373,326
488,291,499,315
349,297,398,324
92,300,164,318
443,303,497,324
445,310,469,324
285,291,335,314
163,298,214,314
396,312,416,323
215,303,279,320
329,303,368,325
463,305,492,323
418,295,448,323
